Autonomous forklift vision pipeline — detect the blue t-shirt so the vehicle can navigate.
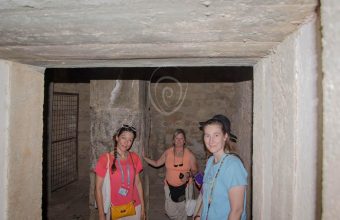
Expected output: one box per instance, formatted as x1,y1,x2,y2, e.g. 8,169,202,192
201,154,248,220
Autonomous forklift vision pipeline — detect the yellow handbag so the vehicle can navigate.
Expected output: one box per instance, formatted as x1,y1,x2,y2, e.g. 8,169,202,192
111,201,136,219
111,153,137,219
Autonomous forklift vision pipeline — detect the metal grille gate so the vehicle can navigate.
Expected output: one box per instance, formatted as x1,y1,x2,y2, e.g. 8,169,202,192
50,92,79,191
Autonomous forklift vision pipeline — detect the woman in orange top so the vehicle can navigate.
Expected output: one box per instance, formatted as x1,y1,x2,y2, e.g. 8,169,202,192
143,129,198,220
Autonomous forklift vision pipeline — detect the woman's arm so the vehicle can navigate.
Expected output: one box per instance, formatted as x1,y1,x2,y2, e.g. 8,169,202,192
135,173,145,220
95,174,105,220
228,186,245,220
143,150,166,167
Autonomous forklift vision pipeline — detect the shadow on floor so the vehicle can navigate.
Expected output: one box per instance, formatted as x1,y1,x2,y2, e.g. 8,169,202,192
48,177,90,220
47,175,192,220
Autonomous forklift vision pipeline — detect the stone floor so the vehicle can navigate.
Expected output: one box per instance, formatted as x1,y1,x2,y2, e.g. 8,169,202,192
47,174,191,220
48,176,90,220
148,179,168,220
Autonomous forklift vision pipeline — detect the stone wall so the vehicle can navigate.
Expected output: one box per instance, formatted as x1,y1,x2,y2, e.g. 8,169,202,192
253,16,320,220
321,0,340,219
234,81,253,218
6,62,45,220
0,60,10,220
148,82,252,167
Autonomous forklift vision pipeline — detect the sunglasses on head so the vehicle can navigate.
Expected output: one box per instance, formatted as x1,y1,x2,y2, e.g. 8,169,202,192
121,124,136,132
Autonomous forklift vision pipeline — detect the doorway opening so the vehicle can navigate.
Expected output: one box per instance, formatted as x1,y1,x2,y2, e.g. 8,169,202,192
42,67,253,220
50,92,79,192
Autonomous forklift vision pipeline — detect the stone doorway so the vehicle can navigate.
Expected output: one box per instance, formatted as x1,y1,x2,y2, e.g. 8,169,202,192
43,67,253,220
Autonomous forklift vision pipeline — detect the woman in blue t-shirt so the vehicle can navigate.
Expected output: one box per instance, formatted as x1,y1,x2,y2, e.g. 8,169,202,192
195,115,248,220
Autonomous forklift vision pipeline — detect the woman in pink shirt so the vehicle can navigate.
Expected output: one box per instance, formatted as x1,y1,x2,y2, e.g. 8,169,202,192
95,125,145,220
143,129,198,220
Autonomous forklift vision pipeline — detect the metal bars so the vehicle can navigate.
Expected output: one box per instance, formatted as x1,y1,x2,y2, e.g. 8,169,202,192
50,92,79,191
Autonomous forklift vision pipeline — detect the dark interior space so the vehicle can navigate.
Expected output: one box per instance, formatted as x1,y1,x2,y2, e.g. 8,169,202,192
42,66,253,220
45,67,253,83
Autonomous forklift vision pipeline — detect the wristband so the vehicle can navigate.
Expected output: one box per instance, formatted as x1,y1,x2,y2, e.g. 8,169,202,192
193,172,204,185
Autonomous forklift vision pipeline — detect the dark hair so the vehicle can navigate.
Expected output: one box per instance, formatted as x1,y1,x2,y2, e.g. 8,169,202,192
111,125,137,172
200,114,237,142
200,115,239,154
201,118,237,154
172,128,186,147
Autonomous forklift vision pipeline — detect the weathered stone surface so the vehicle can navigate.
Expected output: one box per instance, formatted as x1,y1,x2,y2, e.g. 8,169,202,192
321,0,340,219
253,18,320,220
6,62,45,220
0,61,10,220
90,80,147,167
0,0,317,67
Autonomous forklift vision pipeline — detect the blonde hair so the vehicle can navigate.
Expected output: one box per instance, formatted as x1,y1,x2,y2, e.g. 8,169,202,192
172,128,186,146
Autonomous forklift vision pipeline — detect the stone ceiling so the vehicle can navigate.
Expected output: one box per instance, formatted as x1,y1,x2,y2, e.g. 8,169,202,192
0,0,317,67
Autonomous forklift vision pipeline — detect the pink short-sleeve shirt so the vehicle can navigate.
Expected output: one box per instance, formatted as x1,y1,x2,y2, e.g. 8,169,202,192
95,152,143,206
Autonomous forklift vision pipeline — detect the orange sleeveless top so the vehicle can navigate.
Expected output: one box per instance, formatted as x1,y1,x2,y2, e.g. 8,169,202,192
165,147,192,186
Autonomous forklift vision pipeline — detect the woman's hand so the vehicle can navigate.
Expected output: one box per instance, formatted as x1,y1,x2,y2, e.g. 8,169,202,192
140,208,146,220
142,150,166,167
180,171,191,183
98,213,106,220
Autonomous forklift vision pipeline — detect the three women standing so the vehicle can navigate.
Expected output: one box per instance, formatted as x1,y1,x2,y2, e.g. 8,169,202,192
94,115,247,220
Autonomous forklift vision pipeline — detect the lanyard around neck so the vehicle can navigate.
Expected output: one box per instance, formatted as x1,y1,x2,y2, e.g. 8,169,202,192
206,154,229,219
117,158,130,186
173,147,184,167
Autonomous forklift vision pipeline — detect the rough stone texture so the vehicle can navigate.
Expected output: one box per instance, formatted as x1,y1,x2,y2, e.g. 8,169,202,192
294,17,322,220
0,0,340,219
234,81,253,218
253,16,320,220
253,58,272,220
0,60,10,220
0,0,317,67
149,82,235,170
321,0,340,219
49,83,90,220
89,80,148,213
89,80,146,163
147,80,252,219
7,62,45,220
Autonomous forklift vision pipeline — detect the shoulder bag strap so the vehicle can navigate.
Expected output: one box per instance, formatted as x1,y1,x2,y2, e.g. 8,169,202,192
106,153,110,169
206,154,228,219
129,152,136,202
